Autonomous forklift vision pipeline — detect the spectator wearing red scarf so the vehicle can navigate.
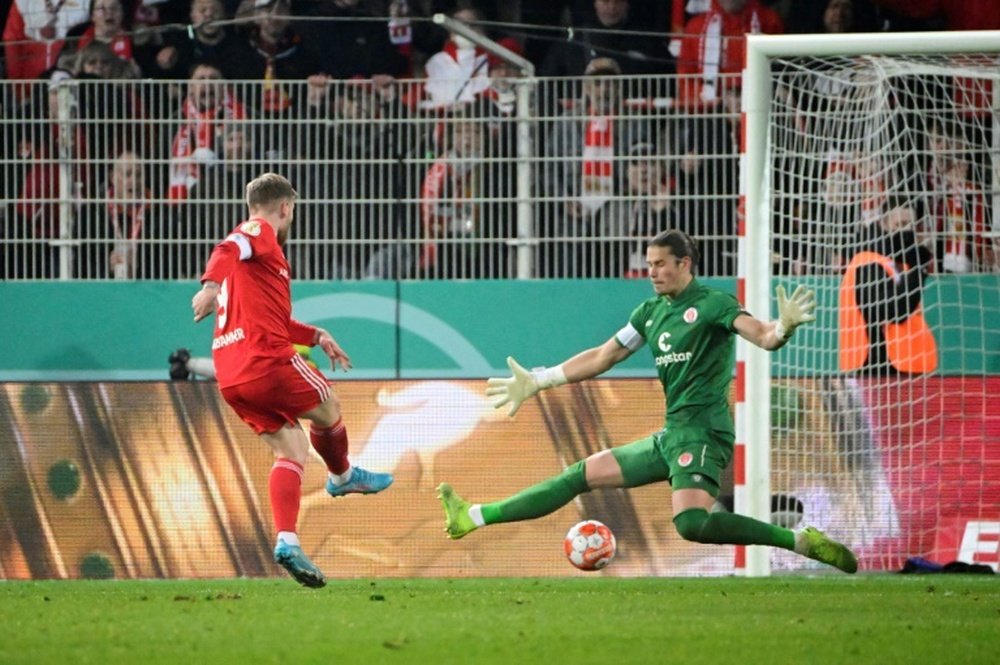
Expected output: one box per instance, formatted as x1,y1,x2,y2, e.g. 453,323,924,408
167,62,247,201
676,0,783,106
541,57,653,277
75,150,158,279
418,102,514,279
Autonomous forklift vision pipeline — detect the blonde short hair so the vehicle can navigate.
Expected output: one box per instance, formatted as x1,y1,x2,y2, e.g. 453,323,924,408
245,173,297,210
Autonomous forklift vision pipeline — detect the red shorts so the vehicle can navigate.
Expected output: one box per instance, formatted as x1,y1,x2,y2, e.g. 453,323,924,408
221,355,331,434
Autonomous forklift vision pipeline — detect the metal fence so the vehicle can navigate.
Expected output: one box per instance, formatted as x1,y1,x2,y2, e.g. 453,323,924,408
1,72,770,280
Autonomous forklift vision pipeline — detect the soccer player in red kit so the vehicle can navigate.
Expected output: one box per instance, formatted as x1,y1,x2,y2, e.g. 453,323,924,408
191,173,392,587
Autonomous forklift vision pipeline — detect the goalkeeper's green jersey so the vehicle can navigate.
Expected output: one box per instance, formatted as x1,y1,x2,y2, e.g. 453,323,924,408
615,278,748,434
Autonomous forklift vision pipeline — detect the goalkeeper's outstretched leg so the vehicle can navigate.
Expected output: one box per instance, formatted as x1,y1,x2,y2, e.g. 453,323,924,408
435,449,631,538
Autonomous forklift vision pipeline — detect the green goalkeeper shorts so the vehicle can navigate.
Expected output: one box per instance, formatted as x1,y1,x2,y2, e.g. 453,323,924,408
610,436,670,488
610,427,733,496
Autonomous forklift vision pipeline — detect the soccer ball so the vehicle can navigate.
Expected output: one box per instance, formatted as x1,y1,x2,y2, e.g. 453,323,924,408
563,520,616,571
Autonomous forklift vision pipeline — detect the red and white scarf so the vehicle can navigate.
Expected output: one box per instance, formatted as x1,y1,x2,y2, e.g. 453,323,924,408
106,185,149,279
168,93,245,200
940,180,985,273
107,188,148,241
419,155,478,269
698,2,764,101
580,114,614,212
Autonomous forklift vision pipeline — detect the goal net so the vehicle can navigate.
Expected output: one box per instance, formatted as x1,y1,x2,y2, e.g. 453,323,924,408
742,33,1000,574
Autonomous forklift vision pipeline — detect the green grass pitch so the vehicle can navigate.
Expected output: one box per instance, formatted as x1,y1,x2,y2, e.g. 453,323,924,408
1,576,996,664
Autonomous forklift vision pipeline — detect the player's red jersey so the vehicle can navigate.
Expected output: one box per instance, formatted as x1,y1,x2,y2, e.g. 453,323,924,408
200,218,317,388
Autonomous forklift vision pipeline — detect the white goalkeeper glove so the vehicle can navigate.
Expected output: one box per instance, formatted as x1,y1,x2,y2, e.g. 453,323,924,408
486,356,567,417
775,284,817,341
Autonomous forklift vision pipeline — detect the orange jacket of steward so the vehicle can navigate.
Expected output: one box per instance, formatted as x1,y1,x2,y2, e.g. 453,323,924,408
839,250,938,374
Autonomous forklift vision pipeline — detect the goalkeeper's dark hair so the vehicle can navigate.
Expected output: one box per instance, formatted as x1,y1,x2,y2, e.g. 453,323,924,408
649,230,700,273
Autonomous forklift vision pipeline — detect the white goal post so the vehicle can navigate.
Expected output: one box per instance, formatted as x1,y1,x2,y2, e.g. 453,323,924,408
740,31,1000,576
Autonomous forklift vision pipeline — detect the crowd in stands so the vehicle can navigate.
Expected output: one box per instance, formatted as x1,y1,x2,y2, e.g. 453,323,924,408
1,0,998,279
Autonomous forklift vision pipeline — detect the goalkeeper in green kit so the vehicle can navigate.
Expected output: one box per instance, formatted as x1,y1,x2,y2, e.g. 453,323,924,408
437,230,858,573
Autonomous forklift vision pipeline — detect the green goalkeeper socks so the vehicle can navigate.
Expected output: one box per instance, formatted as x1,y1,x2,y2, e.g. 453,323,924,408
673,508,796,550
475,463,796,553
481,460,589,525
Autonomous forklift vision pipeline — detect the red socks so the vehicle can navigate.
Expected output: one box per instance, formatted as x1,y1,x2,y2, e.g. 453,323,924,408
268,458,303,534
310,419,350,474
269,421,350,536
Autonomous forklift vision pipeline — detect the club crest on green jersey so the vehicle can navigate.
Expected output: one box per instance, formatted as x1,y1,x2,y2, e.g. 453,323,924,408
684,307,698,323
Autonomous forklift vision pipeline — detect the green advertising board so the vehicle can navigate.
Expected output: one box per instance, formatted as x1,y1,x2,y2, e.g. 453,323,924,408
1,277,997,379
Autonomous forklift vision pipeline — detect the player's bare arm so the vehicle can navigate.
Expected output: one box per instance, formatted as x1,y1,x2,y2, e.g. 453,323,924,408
192,281,220,323
561,336,634,382
733,313,787,350
315,328,352,371
734,284,816,351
